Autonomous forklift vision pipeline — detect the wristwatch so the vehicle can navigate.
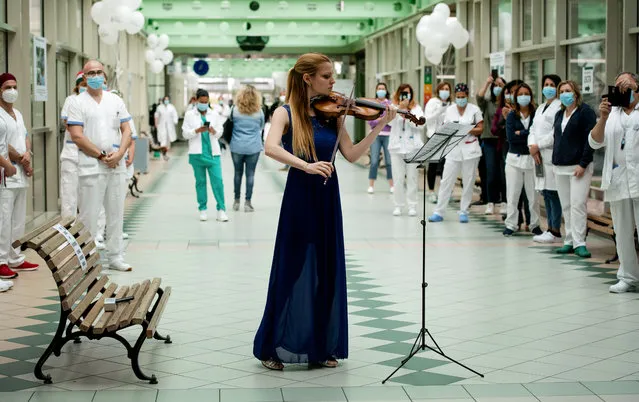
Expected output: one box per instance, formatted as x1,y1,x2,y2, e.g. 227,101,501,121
97,150,107,161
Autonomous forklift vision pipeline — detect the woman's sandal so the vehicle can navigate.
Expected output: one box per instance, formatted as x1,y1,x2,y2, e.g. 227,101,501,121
320,359,338,368
261,359,284,371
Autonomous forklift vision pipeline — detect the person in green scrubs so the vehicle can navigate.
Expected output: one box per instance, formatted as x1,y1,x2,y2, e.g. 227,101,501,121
181,89,228,222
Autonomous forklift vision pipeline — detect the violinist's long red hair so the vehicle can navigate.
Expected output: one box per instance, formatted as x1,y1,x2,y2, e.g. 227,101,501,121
286,53,331,162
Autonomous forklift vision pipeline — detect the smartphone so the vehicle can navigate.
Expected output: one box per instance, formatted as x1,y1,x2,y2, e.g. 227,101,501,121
535,161,544,178
605,86,631,108
203,121,210,127
491,69,498,80
399,92,410,101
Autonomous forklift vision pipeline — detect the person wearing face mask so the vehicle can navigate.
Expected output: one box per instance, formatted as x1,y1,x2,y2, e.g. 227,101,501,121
59,71,86,219
387,84,424,216
477,75,507,215
552,80,597,258
503,83,542,237
0,73,39,284
367,82,394,194
186,96,197,112
590,72,639,292
154,95,178,161
423,81,452,203
182,88,228,222
528,74,563,243
429,83,484,223
67,60,134,272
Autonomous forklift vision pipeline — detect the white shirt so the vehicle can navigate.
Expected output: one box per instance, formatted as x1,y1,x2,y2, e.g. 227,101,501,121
60,94,79,162
387,105,425,155
443,102,483,161
0,107,29,188
424,98,448,138
67,91,131,176
589,105,639,202
182,108,225,155
528,99,562,163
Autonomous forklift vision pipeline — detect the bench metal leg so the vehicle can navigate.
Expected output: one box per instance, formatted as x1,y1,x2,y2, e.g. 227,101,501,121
153,331,172,344
35,309,68,384
130,328,157,384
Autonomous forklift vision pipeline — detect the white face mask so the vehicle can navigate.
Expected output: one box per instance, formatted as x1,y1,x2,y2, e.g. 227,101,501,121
2,88,18,104
279,95,285,102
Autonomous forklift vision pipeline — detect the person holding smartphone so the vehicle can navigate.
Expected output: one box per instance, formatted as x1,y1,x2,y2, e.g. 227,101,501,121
182,89,227,222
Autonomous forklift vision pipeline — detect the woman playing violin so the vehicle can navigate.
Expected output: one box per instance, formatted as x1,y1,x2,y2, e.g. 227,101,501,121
253,53,396,371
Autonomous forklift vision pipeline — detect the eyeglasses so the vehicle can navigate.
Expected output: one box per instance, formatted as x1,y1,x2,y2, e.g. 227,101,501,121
85,70,104,78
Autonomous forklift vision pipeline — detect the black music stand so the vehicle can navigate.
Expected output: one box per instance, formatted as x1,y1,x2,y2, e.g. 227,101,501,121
382,122,484,384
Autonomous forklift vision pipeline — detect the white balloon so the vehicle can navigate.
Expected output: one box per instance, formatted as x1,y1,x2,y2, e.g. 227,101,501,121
112,5,131,29
161,50,174,65
145,49,156,64
91,2,108,25
151,60,164,74
154,46,165,59
147,34,159,48
219,21,230,32
265,21,275,31
127,0,142,9
451,28,470,49
424,46,443,65
158,34,170,49
125,11,145,34
433,3,451,19
99,25,119,45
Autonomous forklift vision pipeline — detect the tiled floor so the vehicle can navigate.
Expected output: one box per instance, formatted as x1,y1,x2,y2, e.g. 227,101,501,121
1,144,639,401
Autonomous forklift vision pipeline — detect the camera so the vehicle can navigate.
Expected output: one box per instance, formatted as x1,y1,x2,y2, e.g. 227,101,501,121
399,91,411,101
603,85,631,108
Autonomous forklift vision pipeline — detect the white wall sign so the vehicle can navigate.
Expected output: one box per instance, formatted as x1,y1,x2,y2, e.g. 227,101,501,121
582,66,594,94
33,36,47,101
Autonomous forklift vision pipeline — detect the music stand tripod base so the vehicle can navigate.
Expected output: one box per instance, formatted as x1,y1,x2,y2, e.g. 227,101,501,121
381,122,484,384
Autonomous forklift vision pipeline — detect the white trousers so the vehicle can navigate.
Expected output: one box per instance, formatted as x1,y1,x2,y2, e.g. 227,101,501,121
391,153,418,208
78,172,126,264
434,157,480,216
60,159,79,219
97,170,130,238
555,167,593,248
0,187,27,266
505,165,540,230
610,198,639,284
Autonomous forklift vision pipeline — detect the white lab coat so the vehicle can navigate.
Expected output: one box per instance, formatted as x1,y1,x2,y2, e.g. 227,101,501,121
388,105,424,209
424,97,448,139
528,99,562,190
60,94,80,218
589,105,639,284
155,103,178,147
182,108,224,155
0,107,28,267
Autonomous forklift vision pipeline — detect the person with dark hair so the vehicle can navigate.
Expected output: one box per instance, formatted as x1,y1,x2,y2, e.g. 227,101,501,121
503,82,542,237
528,74,563,243
367,82,394,194
424,81,452,203
477,74,507,215
429,82,484,223
182,88,227,222
552,80,597,258
155,95,178,160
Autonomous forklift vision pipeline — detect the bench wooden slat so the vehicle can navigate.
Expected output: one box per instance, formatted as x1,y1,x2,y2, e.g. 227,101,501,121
119,280,150,328
26,218,78,249
68,275,109,323
588,221,615,236
62,266,102,311
131,278,161,325
93,285,131,335
12,216,67,249
40,224,84,259
146,286,171,338
107,283,139,332
53,251,99,284
79,283,118,332
46,232,93,270
588,215,613,226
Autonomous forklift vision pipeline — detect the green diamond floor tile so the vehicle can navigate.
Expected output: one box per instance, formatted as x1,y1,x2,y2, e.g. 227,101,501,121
357,319,415,330
347,291,387,300
388,371,464,386
346,283,379,291
348,300,395,308
363,330,418,342
346,276,374,283
19,323,60,334
0,360,37,376
378,356,449,371
32,305,60,312
350,309,400,319
0,377,41,392
7,335,53,347
0,347,48,361
371,342,416,355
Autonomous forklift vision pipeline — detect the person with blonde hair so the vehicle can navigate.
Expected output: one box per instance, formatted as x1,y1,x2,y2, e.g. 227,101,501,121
230,85,264,212
253,53,396,371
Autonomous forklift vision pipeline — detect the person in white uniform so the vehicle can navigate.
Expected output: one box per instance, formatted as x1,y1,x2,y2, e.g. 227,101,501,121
67,60,133,272
528,74,563,243
60,71,87,218
154,95,177,160
428,83,484,223
423,82,452,204
0,73,39,284
387,83,424,216
551,80,597,258
589,72,639,293
502,82,542,237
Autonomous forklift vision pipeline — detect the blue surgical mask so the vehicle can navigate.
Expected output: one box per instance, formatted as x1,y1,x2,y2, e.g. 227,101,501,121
197,103,208,112
505,94,514,103
455,97,468,107
559,92,575,107
164,99,170,105
439,90,450,101
492,86,503,97
630,90,635,104
87,76,105,90
376,89,387,98
79,87,87,94
542,86,557,100
102,83,108,91
517,95,531,107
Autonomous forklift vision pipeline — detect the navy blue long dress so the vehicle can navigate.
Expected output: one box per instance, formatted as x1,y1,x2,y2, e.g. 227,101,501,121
253,105,348,364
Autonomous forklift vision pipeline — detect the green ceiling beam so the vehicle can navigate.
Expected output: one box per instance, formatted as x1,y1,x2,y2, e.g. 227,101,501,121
154,19,373,36
169,34,348,49
186,57,298,78
142,0,414,20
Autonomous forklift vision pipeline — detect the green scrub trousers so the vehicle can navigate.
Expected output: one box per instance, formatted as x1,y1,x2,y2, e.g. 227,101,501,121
189,115,226,211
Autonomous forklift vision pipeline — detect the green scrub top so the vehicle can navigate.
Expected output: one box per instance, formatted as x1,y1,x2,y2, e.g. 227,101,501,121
189,113,216,166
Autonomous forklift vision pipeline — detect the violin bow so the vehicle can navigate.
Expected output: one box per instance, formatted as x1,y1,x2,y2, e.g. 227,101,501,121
324,83,356,185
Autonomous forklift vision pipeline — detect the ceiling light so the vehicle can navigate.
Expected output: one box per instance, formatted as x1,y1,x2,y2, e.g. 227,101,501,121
312,22,321,29
288,21,297,30
306,3,317,11
365,2,375,11
220,1,231,10
162,2,172,11
175,21,184,29
192,0,202,10
278,1,289,10
197,22,207,30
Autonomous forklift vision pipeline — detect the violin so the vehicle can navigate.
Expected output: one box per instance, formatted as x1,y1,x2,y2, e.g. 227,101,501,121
311,91,426,126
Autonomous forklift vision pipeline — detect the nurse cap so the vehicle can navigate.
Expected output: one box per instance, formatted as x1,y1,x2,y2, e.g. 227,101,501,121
0,73,17,86
75,71,84,85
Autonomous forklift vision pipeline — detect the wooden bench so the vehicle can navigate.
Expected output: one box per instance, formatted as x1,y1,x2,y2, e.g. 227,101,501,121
586,212,618,263
13,217,172,385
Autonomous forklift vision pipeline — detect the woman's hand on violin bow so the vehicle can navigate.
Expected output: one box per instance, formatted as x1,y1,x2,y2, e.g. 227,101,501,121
381,105,397,124
303,161,334,178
